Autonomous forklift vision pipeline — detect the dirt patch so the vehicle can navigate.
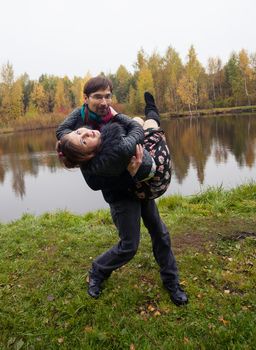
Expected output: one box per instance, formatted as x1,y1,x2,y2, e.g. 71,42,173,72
172,231,211,253
171,216,256,253
223,231,256,241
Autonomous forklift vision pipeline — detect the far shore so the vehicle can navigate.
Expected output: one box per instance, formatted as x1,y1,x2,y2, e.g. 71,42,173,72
0,105,256,135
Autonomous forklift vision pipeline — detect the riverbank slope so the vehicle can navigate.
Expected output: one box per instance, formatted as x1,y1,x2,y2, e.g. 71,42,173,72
1,184,256,349
1,105,256,134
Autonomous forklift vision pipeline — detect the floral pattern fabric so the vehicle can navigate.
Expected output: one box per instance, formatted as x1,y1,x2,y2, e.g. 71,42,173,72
134,129,172,200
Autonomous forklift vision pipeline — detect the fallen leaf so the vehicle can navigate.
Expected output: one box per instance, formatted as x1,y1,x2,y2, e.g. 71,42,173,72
84,326,93,333
130,344,136,350
218,316,229,326
58,338,64,344
147,305,155,312
224,289,230,294
154,310,161,317
183,337,189,344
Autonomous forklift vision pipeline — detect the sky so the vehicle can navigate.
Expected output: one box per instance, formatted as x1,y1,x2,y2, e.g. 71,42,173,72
1,0,255,80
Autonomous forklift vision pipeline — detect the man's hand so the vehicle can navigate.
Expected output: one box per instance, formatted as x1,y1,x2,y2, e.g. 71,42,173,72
127,144,143,177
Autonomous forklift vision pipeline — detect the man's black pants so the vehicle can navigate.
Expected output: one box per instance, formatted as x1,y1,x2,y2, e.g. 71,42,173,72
92,198,179,285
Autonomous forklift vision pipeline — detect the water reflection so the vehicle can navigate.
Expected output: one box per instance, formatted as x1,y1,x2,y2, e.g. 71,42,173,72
0,130,59,198
0,114,256,222
162,114,256,184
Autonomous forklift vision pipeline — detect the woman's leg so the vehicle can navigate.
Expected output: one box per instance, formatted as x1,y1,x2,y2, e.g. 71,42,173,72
143,119,159,129
134,114,158,130
133,116,144,126
144,92,160,126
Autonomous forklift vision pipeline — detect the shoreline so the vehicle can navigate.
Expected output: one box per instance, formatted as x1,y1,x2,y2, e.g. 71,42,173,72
0,106,256,135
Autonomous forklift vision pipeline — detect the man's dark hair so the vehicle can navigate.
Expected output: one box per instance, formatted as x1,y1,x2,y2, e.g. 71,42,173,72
83,76,113,96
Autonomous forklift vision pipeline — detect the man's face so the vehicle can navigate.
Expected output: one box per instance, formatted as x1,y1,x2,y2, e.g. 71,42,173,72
85,87,112,116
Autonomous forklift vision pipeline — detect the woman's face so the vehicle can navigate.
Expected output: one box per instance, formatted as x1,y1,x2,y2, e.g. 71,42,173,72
68,127,101,155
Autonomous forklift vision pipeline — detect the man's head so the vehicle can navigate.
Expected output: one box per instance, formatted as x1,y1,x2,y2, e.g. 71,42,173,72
83,76,113,116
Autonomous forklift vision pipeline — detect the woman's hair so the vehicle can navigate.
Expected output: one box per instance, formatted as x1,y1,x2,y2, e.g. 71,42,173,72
83,76,113,96
56,134,93,169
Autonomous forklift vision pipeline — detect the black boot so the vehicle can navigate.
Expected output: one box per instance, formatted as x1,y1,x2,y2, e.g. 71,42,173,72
88,270,104,299
144,92,160,126
164,283,188,306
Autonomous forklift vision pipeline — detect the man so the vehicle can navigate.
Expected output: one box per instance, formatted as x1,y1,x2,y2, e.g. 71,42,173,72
56,76,188,306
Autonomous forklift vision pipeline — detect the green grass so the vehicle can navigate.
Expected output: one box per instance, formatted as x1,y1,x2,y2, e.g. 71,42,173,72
1,184,256,349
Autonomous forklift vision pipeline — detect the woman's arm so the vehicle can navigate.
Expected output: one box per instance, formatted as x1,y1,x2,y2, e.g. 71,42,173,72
85,114,145,177
81,144,143,190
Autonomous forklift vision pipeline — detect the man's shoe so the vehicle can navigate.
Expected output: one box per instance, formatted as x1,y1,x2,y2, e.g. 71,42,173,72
164,283,188,306
88,272,103,299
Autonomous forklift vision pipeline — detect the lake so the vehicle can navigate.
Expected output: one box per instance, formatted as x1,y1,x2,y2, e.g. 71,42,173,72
1,113,256,223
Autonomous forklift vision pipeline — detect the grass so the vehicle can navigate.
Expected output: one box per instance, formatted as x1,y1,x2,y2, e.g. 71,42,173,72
0,113,66,134
161,105,256,118
0,184,256,349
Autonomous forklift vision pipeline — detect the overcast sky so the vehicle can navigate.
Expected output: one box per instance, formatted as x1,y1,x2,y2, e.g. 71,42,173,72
1,0,255,80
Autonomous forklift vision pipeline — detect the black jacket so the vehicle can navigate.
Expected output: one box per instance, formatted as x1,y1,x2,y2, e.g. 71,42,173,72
85,114,153,180
56,108,144,203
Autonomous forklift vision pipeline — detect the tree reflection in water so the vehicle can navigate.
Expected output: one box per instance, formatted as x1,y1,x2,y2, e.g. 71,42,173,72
162,114,256,184
0,114,256,199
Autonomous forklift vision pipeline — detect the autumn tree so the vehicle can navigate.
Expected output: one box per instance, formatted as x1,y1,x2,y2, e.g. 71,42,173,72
39,74,58,112
177,75,196,116
114,65,132,103
54,77,72,113
136,67,155,113
238,49,253,105
177,46,205,113
148,51,165,110
30,82,48,113
0,62,23,121
163,46,183,112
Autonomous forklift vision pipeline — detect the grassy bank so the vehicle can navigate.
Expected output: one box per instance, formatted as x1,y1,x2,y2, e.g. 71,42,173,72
1,106,256,135
162,105,256,118
0,113,67,134
1,184,256,349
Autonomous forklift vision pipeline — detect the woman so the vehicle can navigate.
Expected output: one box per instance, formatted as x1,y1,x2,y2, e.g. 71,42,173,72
57,92,171,200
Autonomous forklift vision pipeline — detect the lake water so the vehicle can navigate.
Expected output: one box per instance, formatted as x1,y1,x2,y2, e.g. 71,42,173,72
1,114,256,223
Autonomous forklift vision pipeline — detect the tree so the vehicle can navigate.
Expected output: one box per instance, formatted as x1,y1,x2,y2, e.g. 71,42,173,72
30,82,48,113
163,46,183,112
136,67,155,113
177,46,204,113
207,57,218,103
224,53,243,106
148,51,165,110
114,65,132,103
238,49,253,105
186,46,205,110
19,73,33,114
0,62,23,121
177,75,196,116
39,74,58,112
